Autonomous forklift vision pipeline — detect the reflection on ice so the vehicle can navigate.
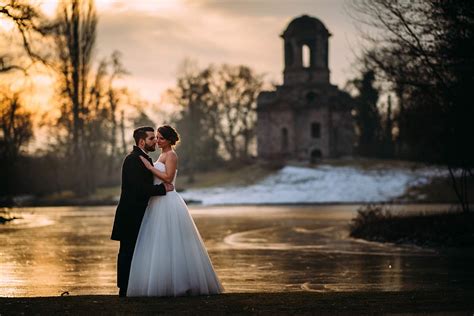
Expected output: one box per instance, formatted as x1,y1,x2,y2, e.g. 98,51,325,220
223,225,436,256
0,205,473,296
1,213,55,229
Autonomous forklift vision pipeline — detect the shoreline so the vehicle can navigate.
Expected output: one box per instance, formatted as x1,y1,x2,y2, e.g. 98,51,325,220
0,199,460,208
1,291,474,314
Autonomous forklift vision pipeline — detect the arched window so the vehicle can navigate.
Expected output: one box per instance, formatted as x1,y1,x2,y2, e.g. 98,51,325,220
302,44,310,68
281,128,288,151
311,122,320,138
306,91,317,104
310,149,322,163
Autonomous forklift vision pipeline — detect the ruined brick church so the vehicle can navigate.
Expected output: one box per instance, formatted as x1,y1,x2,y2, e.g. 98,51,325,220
257,15,354,162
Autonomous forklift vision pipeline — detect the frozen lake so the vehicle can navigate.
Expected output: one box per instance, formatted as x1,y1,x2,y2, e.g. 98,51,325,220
1,204,473,297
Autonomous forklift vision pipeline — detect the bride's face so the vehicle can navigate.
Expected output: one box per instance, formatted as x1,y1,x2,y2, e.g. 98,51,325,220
156,131,170,149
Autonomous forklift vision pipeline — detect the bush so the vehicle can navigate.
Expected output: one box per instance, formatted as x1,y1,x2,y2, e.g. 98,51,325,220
350,204,474,247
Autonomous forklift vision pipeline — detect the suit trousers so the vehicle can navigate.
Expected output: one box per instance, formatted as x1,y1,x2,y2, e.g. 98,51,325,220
117,239,136,295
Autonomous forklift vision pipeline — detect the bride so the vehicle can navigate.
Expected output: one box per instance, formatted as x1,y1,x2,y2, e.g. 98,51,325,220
126,125,224,297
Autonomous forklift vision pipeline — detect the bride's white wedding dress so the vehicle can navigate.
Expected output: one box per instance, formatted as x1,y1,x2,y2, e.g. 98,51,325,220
127,161,224,297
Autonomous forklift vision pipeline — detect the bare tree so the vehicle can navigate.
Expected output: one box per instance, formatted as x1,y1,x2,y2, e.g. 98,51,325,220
0,92,32,159
106,51,128,174
350,0,474,212
0,0,54,73
345,66,382,157
53,0,97,195
0,92,33,196
170,62,263,179
171,62,211,182
210,65,263,161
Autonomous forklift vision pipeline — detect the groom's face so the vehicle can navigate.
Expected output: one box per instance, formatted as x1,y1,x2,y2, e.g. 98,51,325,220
143,131,157,152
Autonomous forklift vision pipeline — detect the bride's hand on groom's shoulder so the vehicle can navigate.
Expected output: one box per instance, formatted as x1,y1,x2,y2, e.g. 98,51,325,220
164,183,174,192
139,156,152,169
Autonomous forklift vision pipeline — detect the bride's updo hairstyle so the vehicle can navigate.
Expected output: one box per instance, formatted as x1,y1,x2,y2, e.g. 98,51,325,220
158,125,180,146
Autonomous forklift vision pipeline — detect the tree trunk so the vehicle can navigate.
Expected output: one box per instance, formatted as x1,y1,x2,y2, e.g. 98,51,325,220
448,167,470,213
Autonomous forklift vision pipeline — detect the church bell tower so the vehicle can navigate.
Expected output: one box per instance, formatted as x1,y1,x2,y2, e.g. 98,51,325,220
281,15,331,85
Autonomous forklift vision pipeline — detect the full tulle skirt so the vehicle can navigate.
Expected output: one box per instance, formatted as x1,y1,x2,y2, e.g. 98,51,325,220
127,191,224,297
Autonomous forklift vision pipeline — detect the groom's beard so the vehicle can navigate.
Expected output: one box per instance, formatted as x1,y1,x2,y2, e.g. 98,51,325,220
144,143,156,152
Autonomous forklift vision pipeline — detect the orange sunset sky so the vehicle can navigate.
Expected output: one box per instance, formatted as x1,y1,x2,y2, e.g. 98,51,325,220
2,0,363,119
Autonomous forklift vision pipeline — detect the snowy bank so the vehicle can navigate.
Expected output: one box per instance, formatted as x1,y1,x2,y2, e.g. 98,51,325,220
179,165,448,205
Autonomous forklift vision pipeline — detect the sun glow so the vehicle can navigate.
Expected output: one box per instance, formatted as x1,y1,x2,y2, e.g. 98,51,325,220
40,0,116,16
0,18,15,31
133,0,183,13
39,0,183,17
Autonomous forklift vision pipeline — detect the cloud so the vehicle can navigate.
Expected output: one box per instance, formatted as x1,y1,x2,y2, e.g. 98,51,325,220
82,0,360,103
184,0,335,18
96,8,279,97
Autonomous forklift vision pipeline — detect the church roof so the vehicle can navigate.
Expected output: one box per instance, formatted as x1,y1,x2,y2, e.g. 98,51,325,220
282,15,330,38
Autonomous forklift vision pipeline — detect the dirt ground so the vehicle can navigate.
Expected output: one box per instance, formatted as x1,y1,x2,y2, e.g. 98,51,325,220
1,291,474,315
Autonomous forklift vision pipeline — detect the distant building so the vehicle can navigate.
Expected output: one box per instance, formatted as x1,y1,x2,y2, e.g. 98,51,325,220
257,15,354,162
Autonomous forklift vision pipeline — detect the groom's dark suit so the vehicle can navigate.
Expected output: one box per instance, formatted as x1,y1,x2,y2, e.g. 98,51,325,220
111,146,167,296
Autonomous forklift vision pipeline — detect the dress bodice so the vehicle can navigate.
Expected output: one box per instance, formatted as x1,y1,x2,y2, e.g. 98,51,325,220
153,161,177,186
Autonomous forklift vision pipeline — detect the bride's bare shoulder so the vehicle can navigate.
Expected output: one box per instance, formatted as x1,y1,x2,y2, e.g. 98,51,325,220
165,150,178,161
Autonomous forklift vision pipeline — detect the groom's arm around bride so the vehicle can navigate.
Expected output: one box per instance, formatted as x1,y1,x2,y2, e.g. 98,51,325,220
111,145,172,242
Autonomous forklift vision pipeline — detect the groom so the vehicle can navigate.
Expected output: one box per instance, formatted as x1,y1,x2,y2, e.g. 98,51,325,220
111,126,174,297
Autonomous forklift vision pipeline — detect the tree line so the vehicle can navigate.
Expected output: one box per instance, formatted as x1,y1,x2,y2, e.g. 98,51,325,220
1,0,136,199
169,61,263,183
0,0,264,202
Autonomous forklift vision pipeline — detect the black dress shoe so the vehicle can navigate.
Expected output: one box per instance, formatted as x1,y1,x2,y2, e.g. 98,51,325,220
119,289,127,297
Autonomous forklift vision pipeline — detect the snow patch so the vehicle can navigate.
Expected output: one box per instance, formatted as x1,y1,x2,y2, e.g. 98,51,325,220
179,165,447,205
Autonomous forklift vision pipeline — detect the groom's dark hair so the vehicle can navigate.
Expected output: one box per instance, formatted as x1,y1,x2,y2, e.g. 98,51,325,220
133,126,155,145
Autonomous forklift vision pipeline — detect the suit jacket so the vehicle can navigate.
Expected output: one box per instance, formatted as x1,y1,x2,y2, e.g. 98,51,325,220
111,146,166,242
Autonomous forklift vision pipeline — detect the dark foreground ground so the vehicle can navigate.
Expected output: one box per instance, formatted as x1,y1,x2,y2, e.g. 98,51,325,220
1,291,474,315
